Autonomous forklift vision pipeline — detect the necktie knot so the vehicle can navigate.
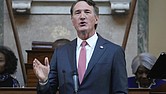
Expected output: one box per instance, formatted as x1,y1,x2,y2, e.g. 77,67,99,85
81,41,87,47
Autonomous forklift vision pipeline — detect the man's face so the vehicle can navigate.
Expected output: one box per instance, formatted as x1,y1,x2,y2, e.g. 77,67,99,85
135,65,153,88
71,1,99,40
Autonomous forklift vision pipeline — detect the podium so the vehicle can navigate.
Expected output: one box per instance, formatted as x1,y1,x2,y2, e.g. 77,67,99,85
150,83,166,94
1,87,166,94
0,88,150,94
0,87,36,94
129,88,150,94
0,87,61,94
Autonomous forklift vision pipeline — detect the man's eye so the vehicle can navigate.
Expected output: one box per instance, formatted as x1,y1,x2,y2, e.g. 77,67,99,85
75,11,80,14
85,11,90,14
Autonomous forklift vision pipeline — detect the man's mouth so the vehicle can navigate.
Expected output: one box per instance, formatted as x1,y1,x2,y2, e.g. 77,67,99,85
79,22,86,27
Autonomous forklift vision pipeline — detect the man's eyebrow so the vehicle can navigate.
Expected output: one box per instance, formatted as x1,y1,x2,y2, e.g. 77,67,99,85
84,9,91,11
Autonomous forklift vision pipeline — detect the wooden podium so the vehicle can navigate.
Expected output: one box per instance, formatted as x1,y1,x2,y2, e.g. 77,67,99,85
0,88,153,94
0,87,37,94
129,88,150,94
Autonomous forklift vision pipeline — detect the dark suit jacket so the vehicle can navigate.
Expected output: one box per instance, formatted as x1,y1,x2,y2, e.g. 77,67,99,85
37,34,128,94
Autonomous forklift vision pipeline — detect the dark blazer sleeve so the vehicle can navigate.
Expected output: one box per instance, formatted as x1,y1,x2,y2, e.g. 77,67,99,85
37,48,59,94
111,46,128,94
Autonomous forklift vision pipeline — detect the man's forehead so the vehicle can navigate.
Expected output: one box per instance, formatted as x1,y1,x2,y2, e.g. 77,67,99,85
73,1,93,11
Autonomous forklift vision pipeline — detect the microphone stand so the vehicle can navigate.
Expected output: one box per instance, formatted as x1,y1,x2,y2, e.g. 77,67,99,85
73,71,78,94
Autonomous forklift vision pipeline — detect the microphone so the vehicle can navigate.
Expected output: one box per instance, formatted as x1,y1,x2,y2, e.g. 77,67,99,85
73,71,78,94
62,70,66,94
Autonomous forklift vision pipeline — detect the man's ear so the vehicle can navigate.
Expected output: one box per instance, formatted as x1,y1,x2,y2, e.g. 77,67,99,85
95,16,99,24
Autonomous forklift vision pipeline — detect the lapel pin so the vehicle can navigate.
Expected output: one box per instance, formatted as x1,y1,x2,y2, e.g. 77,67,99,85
100,46,104,49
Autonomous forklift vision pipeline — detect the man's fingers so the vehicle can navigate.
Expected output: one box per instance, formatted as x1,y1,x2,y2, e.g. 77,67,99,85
33,58,42,65
45,57,50,67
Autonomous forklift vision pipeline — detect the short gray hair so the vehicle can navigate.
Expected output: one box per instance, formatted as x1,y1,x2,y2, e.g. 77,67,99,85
131,53,157,74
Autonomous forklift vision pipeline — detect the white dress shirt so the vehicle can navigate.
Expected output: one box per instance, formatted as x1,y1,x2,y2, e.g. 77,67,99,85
76,33,98,69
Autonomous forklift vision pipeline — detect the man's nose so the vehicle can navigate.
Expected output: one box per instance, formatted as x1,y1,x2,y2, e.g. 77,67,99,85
80,12,86,20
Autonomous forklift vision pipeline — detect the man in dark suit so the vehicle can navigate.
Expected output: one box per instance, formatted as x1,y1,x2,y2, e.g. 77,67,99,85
33,0,128,94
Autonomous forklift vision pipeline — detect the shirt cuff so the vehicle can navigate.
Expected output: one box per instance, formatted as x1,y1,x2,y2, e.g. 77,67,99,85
39,79,48,86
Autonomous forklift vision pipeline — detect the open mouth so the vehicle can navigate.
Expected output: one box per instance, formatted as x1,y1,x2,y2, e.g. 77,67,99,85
79,22,86,27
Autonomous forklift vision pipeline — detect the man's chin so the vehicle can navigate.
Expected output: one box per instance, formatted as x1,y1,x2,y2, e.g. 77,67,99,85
79,29,87,33
78,26,88,30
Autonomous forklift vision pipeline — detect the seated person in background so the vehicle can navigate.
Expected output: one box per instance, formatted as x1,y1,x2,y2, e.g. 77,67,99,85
0,46,20,87
52,38,70,49
128,52,166,88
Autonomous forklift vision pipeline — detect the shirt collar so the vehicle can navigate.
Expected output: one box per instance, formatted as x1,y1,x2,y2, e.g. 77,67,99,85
77,32,98,48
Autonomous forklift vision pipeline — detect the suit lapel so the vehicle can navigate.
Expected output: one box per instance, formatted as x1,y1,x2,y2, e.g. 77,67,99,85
67,39,77,73
83,36,107,81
